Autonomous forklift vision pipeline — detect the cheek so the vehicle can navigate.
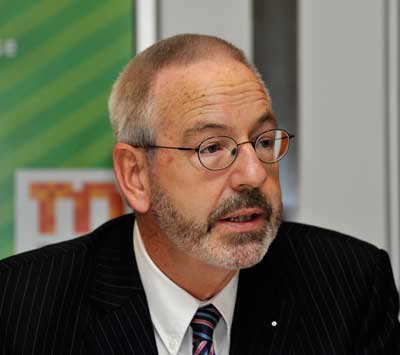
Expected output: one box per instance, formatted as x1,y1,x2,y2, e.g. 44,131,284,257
262,165,282,199
153,158,225,219
153,150,175,168
180,179,223,219
267,162,280,176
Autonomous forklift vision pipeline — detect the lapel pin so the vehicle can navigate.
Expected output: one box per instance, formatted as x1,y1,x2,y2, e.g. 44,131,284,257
271,321,278,327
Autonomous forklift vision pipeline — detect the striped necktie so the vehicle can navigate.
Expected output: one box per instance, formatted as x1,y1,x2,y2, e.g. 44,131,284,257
190,304,221,355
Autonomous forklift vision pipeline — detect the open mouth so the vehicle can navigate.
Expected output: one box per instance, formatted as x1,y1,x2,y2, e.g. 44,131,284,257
214,208,265,232
222,213,260,223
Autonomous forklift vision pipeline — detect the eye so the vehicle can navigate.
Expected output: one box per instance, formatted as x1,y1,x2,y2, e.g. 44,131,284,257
199,142,222,155
259,138,274,149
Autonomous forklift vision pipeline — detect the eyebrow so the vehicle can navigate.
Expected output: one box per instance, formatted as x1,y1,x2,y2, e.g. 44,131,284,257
257,112,277,127
184,122,228,138
183,112,277,140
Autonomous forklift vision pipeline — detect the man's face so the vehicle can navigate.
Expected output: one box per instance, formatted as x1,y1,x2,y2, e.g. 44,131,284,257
147,59,282,270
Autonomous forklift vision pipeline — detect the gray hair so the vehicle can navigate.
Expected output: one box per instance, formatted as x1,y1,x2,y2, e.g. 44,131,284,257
108,33,266,146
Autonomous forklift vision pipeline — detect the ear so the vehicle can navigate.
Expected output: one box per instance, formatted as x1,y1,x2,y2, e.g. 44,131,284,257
113,143,151,213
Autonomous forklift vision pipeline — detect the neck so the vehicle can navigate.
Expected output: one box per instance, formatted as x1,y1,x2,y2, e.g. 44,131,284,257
136,216,237,301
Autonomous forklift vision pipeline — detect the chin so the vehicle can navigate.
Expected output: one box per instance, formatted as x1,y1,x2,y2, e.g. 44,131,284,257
195,227,278,270
226,238,275,269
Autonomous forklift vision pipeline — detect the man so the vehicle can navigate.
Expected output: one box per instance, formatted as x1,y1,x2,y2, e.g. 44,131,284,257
0,34,399,354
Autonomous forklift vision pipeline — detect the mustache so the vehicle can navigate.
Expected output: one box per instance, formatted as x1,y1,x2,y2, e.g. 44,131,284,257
207,188,273,231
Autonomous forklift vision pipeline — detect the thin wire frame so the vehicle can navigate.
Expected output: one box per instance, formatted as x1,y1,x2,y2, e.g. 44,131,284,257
134,128,295,171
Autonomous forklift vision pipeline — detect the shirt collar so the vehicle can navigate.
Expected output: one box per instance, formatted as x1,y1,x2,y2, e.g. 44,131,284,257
133,221,238,354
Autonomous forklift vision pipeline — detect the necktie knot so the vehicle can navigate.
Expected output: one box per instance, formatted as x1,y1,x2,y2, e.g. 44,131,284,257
190,304,221,354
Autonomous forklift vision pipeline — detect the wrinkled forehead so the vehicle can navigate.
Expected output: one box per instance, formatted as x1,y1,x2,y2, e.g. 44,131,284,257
150,59,273,138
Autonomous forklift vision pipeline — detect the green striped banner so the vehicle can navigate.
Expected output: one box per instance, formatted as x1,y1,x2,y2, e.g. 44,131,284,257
0,1,135,258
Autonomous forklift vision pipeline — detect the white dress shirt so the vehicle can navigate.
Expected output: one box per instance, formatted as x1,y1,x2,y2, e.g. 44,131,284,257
134,222,238,355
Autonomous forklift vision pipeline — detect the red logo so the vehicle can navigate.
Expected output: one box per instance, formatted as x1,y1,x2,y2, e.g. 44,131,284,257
30,182,125,235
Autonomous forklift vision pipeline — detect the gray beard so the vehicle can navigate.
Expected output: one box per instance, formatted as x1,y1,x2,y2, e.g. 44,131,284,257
149,182,281,270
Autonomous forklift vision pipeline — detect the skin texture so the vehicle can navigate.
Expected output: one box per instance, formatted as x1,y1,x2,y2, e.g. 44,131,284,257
113,58,282,300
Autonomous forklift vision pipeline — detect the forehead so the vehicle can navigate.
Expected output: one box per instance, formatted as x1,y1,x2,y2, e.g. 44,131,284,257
152,59,273,140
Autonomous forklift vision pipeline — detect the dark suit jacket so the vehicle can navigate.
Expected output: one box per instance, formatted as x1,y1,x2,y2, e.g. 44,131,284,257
0,214,399,354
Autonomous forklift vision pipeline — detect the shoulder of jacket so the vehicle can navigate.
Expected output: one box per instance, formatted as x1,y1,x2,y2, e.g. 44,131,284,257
0,213,134,272
278,220,381,255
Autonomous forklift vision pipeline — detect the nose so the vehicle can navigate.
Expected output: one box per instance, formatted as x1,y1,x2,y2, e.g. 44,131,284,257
228,142,270,190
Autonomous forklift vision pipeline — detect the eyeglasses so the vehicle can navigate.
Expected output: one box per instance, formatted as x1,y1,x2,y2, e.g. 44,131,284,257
136,128,295,171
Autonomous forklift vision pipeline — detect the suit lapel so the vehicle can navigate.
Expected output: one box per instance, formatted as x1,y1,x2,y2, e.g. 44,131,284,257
230,227,300,355
81,216,301,354
83,214,158,354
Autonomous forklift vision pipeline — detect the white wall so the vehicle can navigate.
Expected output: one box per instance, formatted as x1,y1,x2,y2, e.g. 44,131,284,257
297,0,390,250
158,0,253,59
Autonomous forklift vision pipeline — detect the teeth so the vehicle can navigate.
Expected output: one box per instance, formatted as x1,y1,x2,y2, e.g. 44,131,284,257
228,215,254,222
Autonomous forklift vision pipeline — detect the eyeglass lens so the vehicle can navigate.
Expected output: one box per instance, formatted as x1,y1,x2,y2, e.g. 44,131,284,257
198,130,290,171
